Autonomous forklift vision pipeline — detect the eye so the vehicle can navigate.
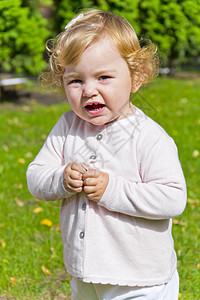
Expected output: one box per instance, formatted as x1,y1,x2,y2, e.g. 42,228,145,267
70,79,82,84
99,76,110,80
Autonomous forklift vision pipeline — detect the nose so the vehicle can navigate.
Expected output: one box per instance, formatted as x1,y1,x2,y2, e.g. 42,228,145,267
82,80,98,98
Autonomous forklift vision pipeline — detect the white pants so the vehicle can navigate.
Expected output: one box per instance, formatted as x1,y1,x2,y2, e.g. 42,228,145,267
71,269,179,300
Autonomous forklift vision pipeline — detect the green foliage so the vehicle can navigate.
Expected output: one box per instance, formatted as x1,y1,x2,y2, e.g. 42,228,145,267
136,0,200,67
0,0,50,75
52,0,140,33
22,0,53,14
52,0,200,68
99,0,140,33
1,0,199,73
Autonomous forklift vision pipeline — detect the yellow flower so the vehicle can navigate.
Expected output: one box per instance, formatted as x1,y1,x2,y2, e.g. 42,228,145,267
40,219,52,227
33,207,43,214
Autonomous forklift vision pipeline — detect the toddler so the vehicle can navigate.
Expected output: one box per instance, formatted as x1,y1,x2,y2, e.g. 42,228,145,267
27,9,187,300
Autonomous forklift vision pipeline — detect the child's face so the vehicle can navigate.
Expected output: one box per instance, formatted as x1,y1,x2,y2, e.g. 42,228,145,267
63,36,136,126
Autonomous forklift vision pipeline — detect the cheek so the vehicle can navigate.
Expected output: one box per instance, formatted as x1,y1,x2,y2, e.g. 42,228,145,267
65,88,77,103
119,80,132,99
65,89,84,115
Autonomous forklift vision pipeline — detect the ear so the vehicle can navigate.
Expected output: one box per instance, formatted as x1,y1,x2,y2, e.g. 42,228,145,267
131,80,142,93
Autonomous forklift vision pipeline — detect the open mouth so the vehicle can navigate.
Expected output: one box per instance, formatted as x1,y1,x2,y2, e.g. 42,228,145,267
85,103,105,112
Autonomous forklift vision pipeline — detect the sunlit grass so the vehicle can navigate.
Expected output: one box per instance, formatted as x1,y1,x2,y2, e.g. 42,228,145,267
0,77,199,299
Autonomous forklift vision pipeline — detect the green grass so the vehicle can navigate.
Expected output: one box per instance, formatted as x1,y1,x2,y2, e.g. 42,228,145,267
0,77,199,299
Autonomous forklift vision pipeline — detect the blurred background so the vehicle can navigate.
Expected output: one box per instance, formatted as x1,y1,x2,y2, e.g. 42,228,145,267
0,1,199,299
1,0,200,78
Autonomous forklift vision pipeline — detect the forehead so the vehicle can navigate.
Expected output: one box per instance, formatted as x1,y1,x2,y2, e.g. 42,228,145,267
84,35,121,58
65,36,124,72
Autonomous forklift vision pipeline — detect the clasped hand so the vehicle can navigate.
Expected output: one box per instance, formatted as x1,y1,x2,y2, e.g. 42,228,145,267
63,162,109,202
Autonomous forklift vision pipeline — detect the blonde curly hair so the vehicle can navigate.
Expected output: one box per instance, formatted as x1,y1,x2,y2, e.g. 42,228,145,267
41,9,159,93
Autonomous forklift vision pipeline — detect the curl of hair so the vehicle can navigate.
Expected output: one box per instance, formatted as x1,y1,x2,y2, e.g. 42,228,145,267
126,41,160,87
40,38,66,93
40,10,160,94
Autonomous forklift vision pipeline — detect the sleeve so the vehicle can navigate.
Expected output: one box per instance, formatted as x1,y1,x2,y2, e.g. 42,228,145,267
98,128,187,220
26,114,74,201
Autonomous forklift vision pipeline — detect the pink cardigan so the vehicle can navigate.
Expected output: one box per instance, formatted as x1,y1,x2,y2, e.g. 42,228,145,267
27,107,187,286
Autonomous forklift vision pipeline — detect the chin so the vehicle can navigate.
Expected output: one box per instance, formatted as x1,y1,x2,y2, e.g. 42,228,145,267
89,120,107,126
89,115,119,126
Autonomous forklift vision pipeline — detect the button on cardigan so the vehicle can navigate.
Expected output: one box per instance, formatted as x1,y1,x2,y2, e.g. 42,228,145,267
26,107,187,287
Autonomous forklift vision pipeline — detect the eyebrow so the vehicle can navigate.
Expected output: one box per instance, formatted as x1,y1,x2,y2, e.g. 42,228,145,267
63,72,78,79
63,69,117,79
95,69,117,75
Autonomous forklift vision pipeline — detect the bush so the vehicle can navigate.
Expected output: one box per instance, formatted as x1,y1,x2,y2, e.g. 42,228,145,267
52,0,200,69
52,0,140,33
137,0,200,68
0,0,50,75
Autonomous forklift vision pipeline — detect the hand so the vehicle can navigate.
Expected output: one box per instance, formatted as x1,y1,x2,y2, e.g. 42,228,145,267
63,162,87,193
82,169,109,202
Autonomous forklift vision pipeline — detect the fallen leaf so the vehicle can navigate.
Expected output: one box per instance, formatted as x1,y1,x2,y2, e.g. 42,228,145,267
192,150,199,158
180,97,188,103
187,198,199,210
18,158,26,164
197,264,200,269
15,197,24,207
57,293,68,299
0,239,6,248
187,198,199,204
2,144,9,152
50,247,56,257
33,207,43,214
41,265,51,275
14,183,23,189
13,117,19,124
50,223,61,231
7,119,13,125
22,105,31,112
30,98,38,104
40,219,52,227
41,134,47,140
10,276,16,288
173,219,180,225
173,219,187,226
25,152,33,158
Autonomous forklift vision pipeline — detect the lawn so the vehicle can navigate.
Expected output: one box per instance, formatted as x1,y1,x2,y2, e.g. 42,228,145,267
0,77,199,299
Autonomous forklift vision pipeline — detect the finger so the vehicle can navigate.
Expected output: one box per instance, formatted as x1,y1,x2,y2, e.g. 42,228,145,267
68,186,83,193
64,182,83,193
84,191,100,202
83,185,96,194
69,169,83,180
72,162,91,174
71,162,85,173
68,178,83,189
83,177,97,186
64,173,83,189
66,179,83,193
82,169,99,180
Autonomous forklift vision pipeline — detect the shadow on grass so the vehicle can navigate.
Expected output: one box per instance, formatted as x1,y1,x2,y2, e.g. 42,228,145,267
0,88,65,107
